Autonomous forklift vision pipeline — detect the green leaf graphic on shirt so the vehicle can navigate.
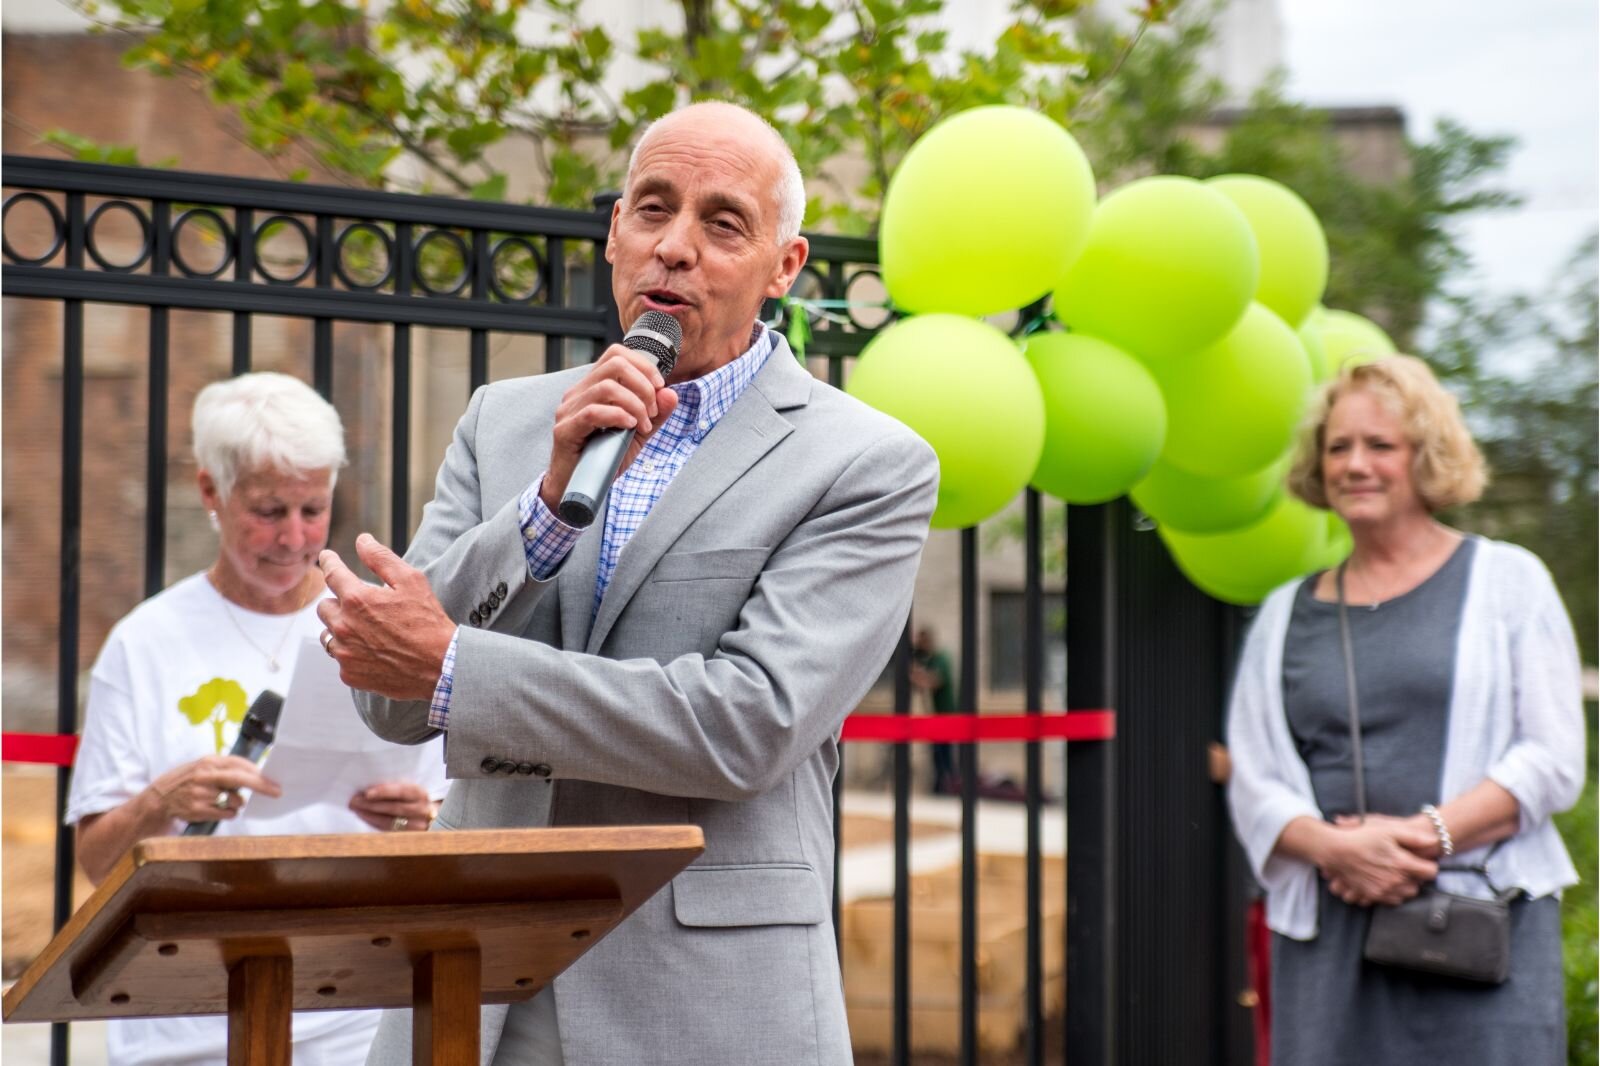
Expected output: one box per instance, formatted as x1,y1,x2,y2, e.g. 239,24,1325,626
177,678,249,754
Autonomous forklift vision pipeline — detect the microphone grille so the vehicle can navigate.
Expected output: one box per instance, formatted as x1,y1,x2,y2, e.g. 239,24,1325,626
624,311,683,374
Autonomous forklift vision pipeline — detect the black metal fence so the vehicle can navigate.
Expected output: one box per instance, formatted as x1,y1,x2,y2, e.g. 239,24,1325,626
2,155,1251,1066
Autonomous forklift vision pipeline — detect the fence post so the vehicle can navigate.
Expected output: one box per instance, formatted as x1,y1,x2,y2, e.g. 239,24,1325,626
1065,502,1118,1066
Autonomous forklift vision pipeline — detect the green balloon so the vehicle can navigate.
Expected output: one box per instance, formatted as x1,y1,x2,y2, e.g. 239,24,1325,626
1298,316,1331,382
880,106,1096,317
1157,303,1313,478
1318,308,1395,373
1161,493,1326,605
1206,175,1329,329
1310,510,1353,572
1024,332,1166,503
1131,455,1287,534
846,314,1044,528
1054,176,1259,362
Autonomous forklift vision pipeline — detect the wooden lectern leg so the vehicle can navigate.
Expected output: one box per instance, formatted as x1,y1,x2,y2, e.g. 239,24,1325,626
413,948,481,1066
227,955,292,1066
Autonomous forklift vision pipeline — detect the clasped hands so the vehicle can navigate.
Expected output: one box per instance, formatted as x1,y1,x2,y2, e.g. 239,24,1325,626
1317,812,1442,908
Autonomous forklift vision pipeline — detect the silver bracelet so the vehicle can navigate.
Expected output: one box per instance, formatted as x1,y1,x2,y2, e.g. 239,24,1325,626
1420,803,1455,857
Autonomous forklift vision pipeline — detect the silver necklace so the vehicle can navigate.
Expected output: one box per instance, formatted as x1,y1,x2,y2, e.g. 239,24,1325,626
214,580,313,672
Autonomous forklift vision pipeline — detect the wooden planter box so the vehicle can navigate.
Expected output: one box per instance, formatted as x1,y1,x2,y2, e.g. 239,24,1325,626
843,854,1066,1056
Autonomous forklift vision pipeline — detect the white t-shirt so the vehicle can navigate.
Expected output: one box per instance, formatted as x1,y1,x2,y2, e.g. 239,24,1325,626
66,571,448,1066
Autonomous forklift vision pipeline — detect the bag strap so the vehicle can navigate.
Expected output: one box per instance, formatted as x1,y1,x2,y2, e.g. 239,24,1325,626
1336,562,1506,890
1335,563,1368,821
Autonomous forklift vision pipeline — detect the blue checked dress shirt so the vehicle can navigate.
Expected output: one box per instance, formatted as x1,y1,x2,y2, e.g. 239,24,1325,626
428,323,775,729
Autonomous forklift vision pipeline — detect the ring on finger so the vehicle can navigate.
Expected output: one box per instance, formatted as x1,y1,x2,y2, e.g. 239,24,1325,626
392,816,408,832
320,630,335,654
213,789,232,810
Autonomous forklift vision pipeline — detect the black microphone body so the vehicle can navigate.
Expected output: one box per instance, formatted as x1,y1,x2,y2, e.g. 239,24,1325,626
182,690,284,837
558,311,683,527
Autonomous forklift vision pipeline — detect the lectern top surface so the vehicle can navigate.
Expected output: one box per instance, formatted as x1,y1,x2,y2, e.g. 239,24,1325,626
3,826,704,1024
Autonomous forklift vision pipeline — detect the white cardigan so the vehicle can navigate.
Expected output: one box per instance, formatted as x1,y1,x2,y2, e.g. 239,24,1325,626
1226,536,1587,940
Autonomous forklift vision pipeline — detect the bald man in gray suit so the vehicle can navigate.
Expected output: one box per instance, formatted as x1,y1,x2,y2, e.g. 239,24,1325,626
318,102,937,1065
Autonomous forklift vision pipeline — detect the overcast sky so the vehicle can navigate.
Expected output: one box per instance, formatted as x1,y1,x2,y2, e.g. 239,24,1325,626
1279,0,1598,306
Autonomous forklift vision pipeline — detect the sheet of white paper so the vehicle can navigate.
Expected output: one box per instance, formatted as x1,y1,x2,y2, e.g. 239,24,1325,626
243,637,444,820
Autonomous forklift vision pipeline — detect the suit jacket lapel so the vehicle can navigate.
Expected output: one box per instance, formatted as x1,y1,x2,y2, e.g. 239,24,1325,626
584,337,812,655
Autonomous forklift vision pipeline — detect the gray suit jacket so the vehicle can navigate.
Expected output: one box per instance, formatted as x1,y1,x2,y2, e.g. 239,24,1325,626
357,334,937,1065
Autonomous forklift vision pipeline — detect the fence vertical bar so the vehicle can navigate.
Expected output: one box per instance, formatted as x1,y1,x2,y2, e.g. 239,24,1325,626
233,206,253,375
590,193,622,352
470,229,490,390
1024,488,1044,1066
1065,503,1118,1066
145,200,171,598
959,526,979,1066
313,215,334,397
890,617,913,1066
391,221,413,553
546,237,566,373
51,190,88,1066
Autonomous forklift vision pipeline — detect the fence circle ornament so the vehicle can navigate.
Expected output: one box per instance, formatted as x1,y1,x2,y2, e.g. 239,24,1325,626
2,192,67,267
487,235,546,303
413,229,472,297
252,215,316,285
334,221,396,292
842,270,893,330
84,199,154,273
170,207,236,280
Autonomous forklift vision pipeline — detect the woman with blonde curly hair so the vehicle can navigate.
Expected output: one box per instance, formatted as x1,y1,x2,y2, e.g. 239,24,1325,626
1226,355,1584,1064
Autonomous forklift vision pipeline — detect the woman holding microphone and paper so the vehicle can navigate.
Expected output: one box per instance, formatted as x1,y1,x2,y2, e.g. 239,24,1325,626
65,371,446,1066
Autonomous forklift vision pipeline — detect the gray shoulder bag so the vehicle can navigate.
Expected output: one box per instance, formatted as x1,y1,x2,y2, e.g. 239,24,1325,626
1336,563,1518,984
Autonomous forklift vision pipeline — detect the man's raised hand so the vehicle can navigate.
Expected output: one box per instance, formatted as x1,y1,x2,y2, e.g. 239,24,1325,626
316,533,456,701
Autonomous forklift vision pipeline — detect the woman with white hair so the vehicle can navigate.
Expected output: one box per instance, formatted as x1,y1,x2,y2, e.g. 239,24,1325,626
65,371,445,1066
1227,355,1584,1064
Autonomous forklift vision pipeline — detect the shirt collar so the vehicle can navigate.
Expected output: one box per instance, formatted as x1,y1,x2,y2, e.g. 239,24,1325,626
671,322,773,443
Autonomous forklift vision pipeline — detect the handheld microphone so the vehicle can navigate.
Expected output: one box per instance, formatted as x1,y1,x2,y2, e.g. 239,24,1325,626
558,311,683,527
182,689,284,837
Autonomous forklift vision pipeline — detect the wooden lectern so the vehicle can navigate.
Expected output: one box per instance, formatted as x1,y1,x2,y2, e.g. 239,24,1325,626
3,826,704,1065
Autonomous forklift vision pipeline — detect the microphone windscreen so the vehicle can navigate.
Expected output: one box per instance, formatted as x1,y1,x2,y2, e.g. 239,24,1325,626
625,311,683,374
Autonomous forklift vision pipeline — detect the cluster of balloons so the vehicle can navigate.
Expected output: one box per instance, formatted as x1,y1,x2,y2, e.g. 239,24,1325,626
846,105,1398,604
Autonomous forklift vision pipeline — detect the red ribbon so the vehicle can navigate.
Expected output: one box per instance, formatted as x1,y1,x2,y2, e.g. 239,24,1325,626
840,711,1115,743
2,712,1114,767
3,732,80,766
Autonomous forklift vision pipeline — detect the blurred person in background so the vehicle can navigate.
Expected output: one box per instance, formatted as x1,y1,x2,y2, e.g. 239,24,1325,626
1226,355,1584,1065
65,371,447,1066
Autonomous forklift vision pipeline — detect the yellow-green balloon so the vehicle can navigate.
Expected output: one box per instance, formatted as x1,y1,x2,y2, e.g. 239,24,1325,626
846,314,1044,528
1157,304,1313,478
1298,316,1331,381
1318,308,1396,373
1131,455,1287,534
1161,494,1327,605
1024,332,1166,503
1310,510,1353,572
1206,175,1328,329
1054,176,1258,362
880,106,1096,317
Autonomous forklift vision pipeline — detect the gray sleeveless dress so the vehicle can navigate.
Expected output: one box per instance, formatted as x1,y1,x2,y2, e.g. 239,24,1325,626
1270,538,1566,1066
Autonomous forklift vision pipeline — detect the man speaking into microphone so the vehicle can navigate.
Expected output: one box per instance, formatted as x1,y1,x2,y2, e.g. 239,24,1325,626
316,100,937,1066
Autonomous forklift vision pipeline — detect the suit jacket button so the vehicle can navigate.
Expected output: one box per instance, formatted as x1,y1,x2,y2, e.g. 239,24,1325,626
488,591,501,608
469,610,482,626
480,756,499,775
496,760,519,775
531,763,552,778
496,581,508,598
479,600,492,616
516,762,535,775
